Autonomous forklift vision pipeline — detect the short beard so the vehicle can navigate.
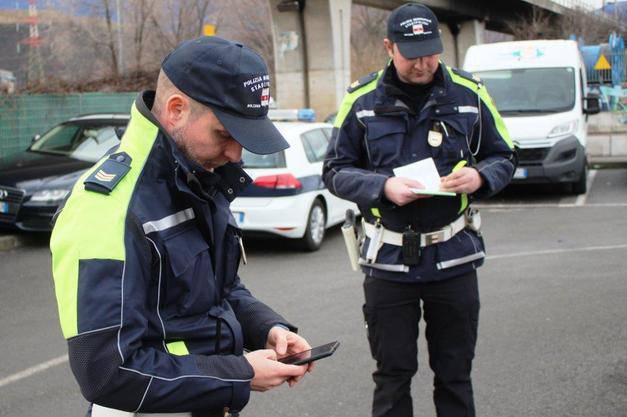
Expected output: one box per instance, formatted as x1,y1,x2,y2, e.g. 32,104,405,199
170,125,218,170
170,125,195,164
169,103,207,165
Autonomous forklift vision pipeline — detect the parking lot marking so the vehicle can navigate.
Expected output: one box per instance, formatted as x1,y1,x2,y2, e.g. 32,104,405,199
0,354,68,389
487,243,627,261
574,169,597,207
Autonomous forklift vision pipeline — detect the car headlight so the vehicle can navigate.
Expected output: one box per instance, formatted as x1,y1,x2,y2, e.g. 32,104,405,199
547,120,578,138
30,189,70,202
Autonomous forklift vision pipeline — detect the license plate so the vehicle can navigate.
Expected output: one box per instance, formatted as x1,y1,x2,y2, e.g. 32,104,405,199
513,168,528,179
0,202,8,214
233,211,244,224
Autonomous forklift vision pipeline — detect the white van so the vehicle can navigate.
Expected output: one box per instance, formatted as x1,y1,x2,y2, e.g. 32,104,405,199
463,40,600,194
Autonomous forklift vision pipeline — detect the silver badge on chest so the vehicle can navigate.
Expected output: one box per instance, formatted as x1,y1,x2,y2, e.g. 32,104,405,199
428,130,443,147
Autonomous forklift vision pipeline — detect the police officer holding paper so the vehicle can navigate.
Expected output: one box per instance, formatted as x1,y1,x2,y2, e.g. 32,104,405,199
323,3,516,417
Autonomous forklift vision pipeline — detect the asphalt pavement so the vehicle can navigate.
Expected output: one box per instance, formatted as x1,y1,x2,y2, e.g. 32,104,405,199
1,168,626,417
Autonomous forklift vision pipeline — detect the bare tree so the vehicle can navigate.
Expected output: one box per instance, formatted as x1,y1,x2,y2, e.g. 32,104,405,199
507,7,558,40
46,14,103,81
52,0,123,79
560,7,623,44
149,0,220,57
101,0,119,78
150,0,190,53
194,0,213,37
129,0,155,73
350,5,389,79
507,6,623,43
4,0,276,92
219,0,273,72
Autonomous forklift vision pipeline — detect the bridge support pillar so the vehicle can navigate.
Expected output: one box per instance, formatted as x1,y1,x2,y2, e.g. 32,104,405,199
456,20,485,67
269,0,352,121
442,19,485,67
440,24,457,67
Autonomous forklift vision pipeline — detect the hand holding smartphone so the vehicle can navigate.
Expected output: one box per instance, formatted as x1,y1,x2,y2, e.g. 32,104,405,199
277,341,340,366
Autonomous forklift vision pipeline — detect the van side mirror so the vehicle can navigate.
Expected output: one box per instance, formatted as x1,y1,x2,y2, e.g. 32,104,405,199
31,134,41,143
583,95,601,115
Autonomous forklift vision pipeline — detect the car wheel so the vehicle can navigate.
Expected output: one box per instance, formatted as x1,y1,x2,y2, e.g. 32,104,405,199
299,199,326,251
571,163,588,195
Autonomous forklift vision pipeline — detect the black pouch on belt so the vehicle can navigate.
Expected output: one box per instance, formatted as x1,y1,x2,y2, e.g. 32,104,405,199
402,230,421,266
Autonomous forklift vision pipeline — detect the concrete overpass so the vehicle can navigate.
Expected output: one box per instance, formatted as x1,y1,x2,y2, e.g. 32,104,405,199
267,0,589,119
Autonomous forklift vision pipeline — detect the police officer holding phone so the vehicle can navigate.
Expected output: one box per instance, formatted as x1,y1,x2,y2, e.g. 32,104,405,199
51,36,312,417
323,3,516,417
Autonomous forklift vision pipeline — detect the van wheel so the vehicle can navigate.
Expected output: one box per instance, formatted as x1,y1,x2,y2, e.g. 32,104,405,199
299,199,326,252
571,163,588,195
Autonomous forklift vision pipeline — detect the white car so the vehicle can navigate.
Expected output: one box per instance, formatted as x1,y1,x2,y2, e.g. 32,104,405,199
231,121,357,251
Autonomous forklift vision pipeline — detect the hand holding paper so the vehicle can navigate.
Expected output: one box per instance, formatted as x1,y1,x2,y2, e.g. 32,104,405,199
440,167,483,194
383,177,432,206
392,158,456,197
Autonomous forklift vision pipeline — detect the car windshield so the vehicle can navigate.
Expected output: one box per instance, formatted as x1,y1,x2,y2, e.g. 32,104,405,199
241,149,286,168
29,122,122,162
475,67,576,114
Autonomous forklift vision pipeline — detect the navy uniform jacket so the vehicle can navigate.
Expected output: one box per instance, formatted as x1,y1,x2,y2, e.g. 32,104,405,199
50,91,294,414
323,62,516,282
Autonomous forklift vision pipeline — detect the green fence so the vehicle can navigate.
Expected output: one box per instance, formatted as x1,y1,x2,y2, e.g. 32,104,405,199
0,92,137,161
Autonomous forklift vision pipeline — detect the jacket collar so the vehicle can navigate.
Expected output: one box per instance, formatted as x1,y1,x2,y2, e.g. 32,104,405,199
376,61,450,109
134,91,251,202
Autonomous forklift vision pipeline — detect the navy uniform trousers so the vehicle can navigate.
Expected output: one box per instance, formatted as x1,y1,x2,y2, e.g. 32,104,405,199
362,271,480,417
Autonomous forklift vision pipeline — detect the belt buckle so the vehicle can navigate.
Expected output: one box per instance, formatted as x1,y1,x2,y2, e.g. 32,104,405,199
423,230,445,245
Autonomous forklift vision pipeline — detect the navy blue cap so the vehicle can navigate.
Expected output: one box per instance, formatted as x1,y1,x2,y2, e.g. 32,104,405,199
387,3,443,59
161,36,288,155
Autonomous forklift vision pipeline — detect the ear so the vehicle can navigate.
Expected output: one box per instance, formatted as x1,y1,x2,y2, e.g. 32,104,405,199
163,94,190,130
383,38,394,59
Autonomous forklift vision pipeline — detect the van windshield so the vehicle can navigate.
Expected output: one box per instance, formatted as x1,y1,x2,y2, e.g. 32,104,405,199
474,67,576,115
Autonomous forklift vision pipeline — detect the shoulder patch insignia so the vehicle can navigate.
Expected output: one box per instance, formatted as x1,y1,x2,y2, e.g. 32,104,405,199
347,71,379,93
84,151,132,195
451,67,481,84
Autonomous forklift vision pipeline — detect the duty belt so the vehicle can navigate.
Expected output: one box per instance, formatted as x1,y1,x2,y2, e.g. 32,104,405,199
361,208,481,267
92,404,232,417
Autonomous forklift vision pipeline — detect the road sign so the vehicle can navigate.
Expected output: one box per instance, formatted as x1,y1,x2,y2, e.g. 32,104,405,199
594,54,611,70
203,24,216,36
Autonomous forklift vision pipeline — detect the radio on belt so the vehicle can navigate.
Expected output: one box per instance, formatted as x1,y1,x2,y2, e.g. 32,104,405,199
402,229,421,266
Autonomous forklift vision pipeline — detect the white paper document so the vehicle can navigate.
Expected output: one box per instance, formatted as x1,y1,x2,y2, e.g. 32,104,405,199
393,158,456,197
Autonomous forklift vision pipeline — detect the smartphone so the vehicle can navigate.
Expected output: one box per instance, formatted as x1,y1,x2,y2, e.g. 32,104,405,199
277,341,340,366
